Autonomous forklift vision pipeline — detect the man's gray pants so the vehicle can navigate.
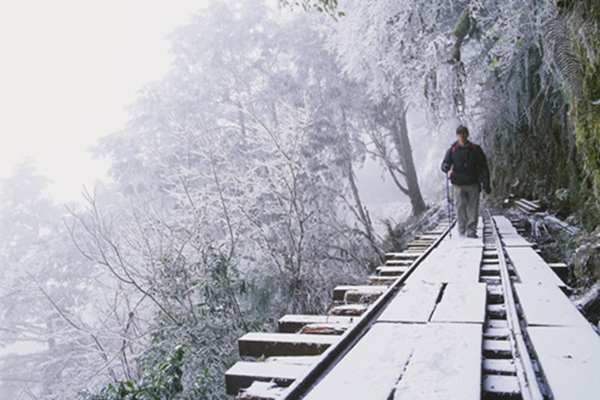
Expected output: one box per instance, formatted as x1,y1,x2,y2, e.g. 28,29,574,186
454,183,480,236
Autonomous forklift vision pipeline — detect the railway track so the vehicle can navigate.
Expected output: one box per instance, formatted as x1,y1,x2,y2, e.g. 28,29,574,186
480,212,547,400
226,212,598,400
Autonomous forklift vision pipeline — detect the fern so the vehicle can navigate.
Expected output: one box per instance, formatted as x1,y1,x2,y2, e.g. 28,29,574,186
542,16,585,99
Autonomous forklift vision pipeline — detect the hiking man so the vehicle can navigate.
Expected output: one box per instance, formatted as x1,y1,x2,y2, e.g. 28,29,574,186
441,125,491,238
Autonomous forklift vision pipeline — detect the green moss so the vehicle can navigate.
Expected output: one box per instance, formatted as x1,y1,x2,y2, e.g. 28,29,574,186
571,17,600,224
479,4,599,231
452,8,471,40
450,45,461,62
558,4,600,229
450,8,471,62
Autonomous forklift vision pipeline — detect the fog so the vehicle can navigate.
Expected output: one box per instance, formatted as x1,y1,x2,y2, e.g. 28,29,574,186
0,0,591,398
0,1,460,398
0,1,204,203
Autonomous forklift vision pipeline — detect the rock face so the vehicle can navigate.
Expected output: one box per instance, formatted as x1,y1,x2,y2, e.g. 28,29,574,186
573,242,600,282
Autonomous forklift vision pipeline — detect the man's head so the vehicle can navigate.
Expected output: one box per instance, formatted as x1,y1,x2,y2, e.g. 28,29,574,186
456,125,469,146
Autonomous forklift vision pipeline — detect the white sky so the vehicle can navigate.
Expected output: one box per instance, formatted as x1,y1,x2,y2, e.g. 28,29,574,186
0,1,205,203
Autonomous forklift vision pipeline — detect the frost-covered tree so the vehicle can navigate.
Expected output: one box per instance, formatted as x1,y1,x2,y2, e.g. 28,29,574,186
322,0,467,214
95,0,380,271
455,0,598,224
75,1,380,398
0,162,103,399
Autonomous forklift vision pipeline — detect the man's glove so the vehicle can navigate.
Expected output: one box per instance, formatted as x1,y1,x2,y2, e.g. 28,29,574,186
484,185,491,195
441,162,451,173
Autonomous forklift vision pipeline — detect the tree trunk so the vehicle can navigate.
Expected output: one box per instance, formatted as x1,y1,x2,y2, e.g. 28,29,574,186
340,109,385,262
389,100,427,215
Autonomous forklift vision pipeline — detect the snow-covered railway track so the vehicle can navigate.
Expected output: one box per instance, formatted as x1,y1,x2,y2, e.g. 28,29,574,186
226,220,451,399
226,213,600,400
480,212,547,400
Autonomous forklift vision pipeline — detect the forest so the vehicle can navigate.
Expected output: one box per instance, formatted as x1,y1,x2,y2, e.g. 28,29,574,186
0,0,598,398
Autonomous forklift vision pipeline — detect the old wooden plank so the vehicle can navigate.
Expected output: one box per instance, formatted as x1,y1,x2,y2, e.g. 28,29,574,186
483,339,512,358
501,232,533,247
238,333,338,358
345,288,385,304
514,284,589,327
384,252,422,261
407,245,430,250
393,323,482,400
528,326,600,400
506,247,565,287
492,216,519,235
299,324,348,335
407,240,435,245
278,315,356,333
480,265,500,275
329,304,368,316
376,266,409,276
483,375,520,396
368,275,399,286
431,283,487,324
407,243,482,284
303,323,418,400
237,381,285,400
265,356,321,366
226,361,308,395
333,285,387,302
385,259,414,266
483,359,517,375
378,281,442,323
514,198,540,214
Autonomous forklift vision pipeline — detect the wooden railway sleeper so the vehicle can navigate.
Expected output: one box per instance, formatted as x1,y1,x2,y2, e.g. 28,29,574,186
228,217,452,399
481,212,551,400
482,217,522,399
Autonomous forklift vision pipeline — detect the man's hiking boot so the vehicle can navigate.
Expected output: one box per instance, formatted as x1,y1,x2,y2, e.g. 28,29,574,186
467,232,478,238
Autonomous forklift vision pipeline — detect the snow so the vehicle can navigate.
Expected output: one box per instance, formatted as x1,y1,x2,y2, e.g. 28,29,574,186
240,332,340,346
328,304,369,316
238,333,340,357
408,243,482,284
483,340,511,353
482,375,520,395
226,361,309,381
483,359,516,374
335,285,388,295
265,356,321,366
514,284,590,327
430,283,487,324
500,233,533,247
279,315,357,325
376,266,409,275
279,315,357,334
393,323,482,400
385,252,422,259
238,381,285,399
527,326,600,400
492,216,519,234
505,247,565,287
377,281,442,323
302,323,418,400
284,215,598,399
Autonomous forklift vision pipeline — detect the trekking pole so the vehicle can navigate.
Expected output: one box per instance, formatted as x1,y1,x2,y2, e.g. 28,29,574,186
446,172,452,238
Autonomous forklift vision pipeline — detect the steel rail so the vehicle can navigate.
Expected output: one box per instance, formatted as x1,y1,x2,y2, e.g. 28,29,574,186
487,211,545,400
280,220,454,400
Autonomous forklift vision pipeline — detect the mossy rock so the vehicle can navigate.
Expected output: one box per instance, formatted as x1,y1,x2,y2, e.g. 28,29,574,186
574,242,600,282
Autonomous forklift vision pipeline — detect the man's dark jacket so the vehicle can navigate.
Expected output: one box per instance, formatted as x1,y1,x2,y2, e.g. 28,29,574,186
441,140,491,192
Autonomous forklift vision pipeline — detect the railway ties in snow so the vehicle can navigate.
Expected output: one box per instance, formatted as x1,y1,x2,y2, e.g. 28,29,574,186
225,214,600,400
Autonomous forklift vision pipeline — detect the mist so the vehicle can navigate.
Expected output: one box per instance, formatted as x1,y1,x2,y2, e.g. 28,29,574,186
0,0,541,398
